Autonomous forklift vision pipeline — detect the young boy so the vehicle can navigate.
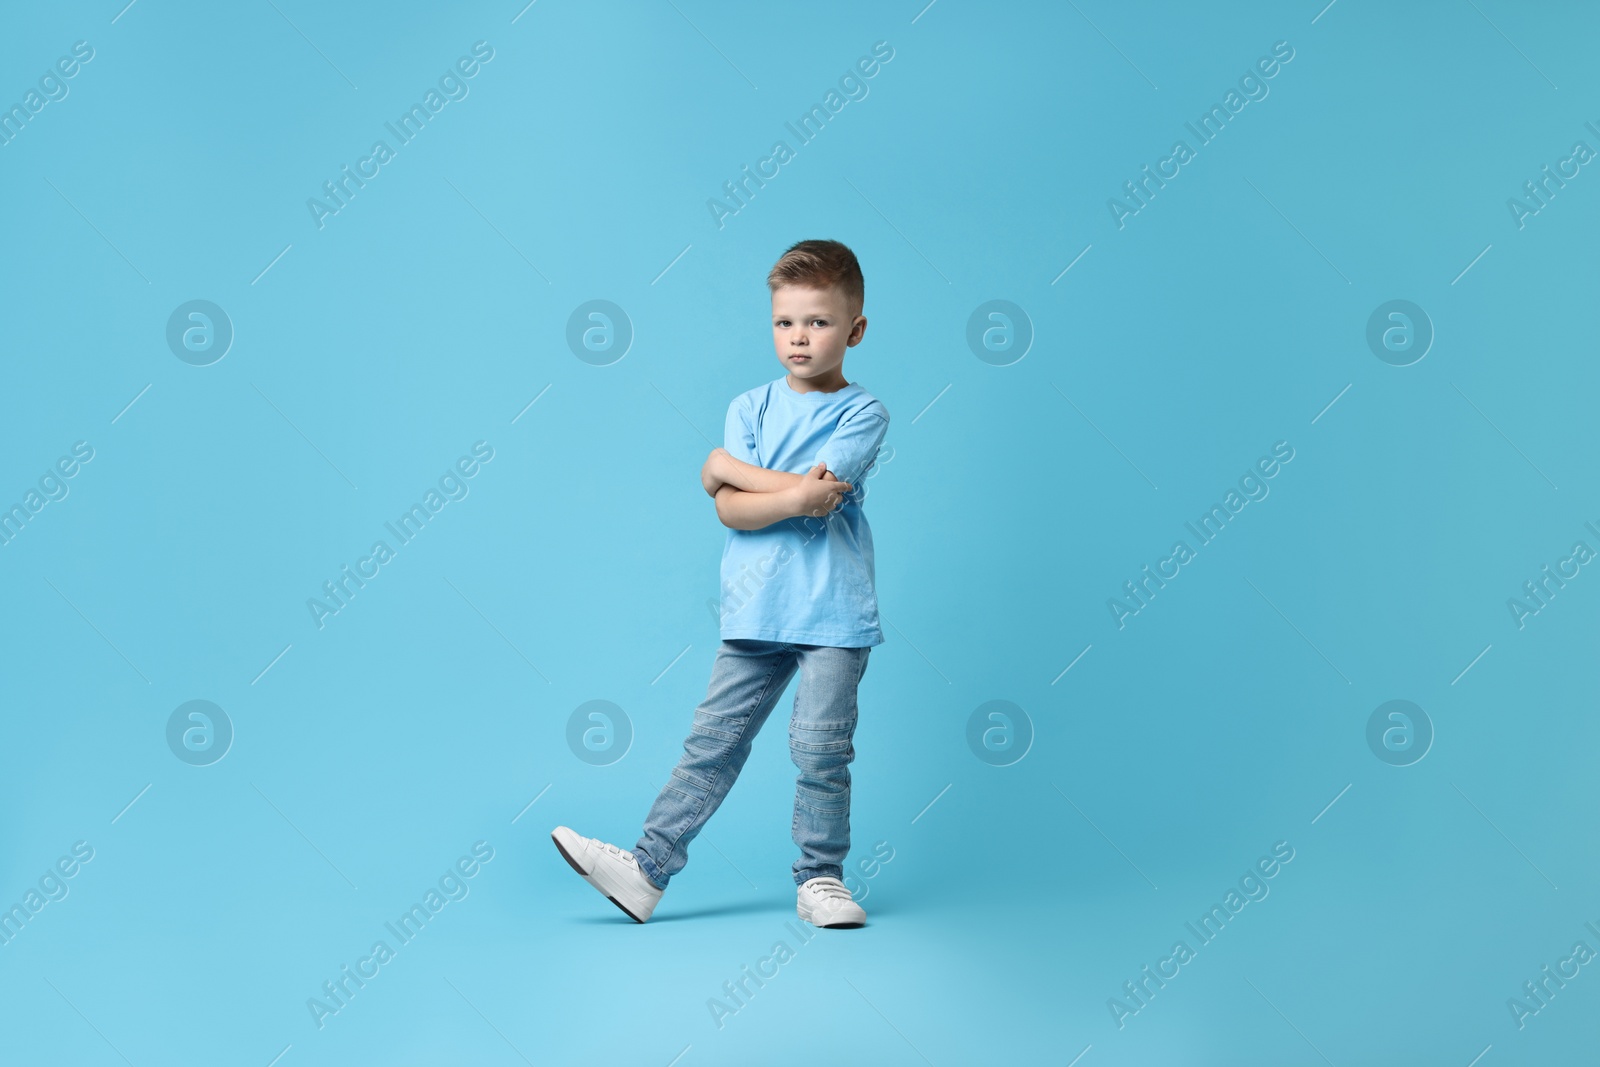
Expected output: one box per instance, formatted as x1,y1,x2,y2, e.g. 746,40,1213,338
552,239,890,928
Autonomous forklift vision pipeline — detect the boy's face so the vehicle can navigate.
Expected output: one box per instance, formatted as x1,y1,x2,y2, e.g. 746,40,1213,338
771,284,865,390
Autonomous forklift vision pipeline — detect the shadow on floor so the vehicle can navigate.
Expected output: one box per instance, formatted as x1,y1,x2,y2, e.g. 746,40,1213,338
568,894,907,924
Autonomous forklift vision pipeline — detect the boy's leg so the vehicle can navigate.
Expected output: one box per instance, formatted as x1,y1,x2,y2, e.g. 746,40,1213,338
788,644,871,885
633,639,799,890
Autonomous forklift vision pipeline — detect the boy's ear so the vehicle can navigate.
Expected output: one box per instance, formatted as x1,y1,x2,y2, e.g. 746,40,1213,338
847,315,868,346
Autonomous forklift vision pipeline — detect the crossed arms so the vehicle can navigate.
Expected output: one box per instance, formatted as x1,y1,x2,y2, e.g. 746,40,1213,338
700,448,853,531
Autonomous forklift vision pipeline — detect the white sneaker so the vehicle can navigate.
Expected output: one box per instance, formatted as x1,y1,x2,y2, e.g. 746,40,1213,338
797,876,866,928
551,826,665,923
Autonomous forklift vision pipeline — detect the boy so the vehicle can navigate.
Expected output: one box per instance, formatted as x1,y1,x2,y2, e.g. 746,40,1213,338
552,239,890,928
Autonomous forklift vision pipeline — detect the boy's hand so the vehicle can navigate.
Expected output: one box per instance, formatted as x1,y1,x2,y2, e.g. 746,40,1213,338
788,462,853,518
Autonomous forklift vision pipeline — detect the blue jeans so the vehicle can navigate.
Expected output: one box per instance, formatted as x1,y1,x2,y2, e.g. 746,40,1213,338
634,639,871,890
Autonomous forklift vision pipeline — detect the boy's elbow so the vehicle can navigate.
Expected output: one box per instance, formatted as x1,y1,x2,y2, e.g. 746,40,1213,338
702,465,724,500
713,487,738,528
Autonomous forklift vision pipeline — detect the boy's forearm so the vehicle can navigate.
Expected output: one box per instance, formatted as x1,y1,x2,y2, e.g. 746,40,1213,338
721,452,808,493
715,484,805,530
704,448,808,496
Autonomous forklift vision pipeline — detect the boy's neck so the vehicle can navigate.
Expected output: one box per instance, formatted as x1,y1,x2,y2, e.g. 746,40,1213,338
786,369,850,394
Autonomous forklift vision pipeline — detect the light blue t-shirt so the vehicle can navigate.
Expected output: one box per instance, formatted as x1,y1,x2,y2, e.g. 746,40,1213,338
718,377,890,647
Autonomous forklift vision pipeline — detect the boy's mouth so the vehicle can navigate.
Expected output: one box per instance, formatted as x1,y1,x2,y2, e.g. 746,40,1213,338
788,354,811,362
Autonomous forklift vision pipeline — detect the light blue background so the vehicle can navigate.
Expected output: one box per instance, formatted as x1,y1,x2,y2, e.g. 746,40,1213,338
2,1,1597,1064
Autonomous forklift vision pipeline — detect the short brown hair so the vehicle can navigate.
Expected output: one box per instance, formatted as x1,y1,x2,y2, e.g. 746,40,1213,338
767,239,864,317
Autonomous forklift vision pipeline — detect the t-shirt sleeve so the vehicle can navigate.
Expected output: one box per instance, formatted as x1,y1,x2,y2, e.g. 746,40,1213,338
814,406,889,487
723,395,759,465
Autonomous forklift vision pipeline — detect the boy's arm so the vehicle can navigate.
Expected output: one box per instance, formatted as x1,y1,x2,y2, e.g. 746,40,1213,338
714,465,852,530
701,447,834,497
714,484,801,531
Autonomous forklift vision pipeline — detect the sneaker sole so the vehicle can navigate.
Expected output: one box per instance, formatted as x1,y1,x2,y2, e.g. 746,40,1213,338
551,831,651,924
797,906,866,929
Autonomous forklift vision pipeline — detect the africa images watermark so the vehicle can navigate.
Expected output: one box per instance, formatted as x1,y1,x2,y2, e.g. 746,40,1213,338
0,440,95,549
306,41,496,230
0,841,95,948
1506,520,1600,630
1108,840,1296,1029
706,840,896,1030
1107,39,1296,230
0,40,95,148
706,40,896,230
1506,119,1600,230
307,441,495,629
306,841,495,1029
1507,917,1600,1031
1107,441,1295,629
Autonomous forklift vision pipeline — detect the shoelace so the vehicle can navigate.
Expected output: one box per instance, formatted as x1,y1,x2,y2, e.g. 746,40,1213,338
806,878,854,902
